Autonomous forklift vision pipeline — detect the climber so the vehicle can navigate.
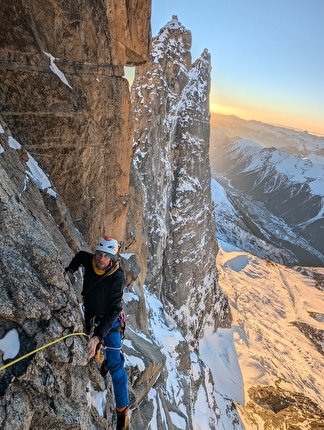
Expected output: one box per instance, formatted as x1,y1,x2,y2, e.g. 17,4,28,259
65,236,129,430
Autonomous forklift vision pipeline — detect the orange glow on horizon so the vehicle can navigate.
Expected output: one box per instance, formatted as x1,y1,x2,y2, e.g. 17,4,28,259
210,102,324,136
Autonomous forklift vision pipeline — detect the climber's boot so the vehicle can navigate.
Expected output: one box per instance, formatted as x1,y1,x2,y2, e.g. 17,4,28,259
116,406,129,430
100,360,109,377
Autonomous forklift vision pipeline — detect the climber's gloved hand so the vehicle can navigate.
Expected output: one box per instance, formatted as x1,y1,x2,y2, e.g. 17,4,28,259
65,269,76,285
94,343,105,364
88,336,100,359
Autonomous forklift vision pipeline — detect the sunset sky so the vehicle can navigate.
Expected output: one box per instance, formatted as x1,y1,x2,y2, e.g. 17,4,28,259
151,0,324,135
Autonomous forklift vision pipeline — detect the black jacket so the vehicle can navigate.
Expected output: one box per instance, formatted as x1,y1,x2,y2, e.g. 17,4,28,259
66,251,124,340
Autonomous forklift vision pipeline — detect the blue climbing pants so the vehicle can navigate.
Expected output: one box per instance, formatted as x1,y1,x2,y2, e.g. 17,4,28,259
102,320,129,409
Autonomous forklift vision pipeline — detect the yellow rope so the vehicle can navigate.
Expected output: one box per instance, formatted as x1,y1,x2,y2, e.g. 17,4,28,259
0,332,89,372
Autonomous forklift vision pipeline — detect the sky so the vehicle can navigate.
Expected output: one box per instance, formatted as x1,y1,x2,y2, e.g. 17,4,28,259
151,0,324,135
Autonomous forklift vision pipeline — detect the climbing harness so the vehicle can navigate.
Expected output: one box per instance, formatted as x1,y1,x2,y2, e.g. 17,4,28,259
0,332,89,372
90,311,126,342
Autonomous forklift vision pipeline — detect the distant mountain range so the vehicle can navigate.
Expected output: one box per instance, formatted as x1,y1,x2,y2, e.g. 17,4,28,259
210,113,324,266
211,113,324,155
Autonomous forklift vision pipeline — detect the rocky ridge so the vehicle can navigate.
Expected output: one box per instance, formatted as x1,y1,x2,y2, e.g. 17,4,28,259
131,17,229,342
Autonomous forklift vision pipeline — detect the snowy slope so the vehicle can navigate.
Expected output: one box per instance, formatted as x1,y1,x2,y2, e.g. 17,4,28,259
209,177,324,428
215,241,324,429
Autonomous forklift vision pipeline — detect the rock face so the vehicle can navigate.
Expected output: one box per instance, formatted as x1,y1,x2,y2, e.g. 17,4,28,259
0,0,151,247
0,120,165,429
0,7,233,428
0,2,166,429
242,385,324,429
131,17,229,341
0,123,91,429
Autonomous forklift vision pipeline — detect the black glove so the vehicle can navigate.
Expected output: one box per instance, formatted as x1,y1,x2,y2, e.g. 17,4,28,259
65,269,76,285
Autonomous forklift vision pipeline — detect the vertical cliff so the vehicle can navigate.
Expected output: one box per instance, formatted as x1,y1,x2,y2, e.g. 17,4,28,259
0,5,233,430
0,0,151,247
0,2,155,429
131,17,229,341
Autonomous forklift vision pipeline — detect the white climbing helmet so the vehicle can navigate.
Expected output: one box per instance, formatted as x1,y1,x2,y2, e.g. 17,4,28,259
95,236,119,258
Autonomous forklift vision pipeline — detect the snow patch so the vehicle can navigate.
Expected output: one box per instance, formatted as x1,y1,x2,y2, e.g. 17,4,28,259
0,329,20,360
25,153,57,197
43,51,73,90
86,381,107,417
8,136,21,150
200,326,245,406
